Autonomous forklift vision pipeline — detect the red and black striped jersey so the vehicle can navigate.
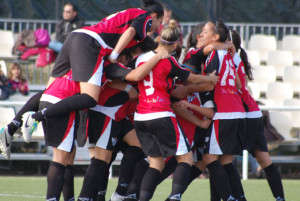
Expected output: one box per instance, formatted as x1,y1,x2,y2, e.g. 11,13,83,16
203,50,245,120
134,51,190,120
233,54,262,118
41,71,80,103
83,8,152,49
176,92,213,145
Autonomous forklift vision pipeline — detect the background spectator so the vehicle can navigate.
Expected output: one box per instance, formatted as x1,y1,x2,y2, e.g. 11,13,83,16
49,3,85,52
7,63,29,96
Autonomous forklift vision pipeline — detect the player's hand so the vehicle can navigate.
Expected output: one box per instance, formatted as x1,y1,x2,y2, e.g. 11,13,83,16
209,70,219,85
171,84,189,99
128,87,139,102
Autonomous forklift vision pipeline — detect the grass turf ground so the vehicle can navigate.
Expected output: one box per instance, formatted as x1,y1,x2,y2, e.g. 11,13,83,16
0,177,299,201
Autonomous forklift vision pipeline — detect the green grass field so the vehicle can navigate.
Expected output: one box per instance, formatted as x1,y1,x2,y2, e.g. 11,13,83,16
0,177,299,200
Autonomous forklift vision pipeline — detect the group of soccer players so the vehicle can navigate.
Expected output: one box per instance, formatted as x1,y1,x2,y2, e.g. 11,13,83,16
0,0,286,200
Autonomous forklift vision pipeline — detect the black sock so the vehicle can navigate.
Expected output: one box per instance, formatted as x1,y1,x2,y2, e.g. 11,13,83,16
207,161,234,201
223,163,246,201
62,165,74,201
209,175,221,201
7,91,43,136
187,165,202,186
46,161,66,201
116,146,144,196
139,167,160,201
126,158,149,200
169,162,191,201
7,121,20,136
96,164,110,201
264,164,285,200
157,157,178,185
78,158,109,200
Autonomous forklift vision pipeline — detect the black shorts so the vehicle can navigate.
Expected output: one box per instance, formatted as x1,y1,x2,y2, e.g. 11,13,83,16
246,117,268,157
39,101,77,152
204,118,246,155
135,116,191,158
87,110,134,151
192,128,206,162
51,32,104,86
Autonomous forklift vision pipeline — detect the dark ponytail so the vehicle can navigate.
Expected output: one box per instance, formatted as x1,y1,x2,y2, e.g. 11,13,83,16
142,0,164,18
215,20,229,42
184,23,205,56
231,30,253,80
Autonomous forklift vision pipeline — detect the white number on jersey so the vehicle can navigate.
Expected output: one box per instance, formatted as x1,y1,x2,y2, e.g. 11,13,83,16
221,59,235,86
144,71,155,96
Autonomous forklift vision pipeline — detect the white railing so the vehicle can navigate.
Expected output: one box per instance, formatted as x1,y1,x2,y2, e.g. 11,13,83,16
1,18,300,47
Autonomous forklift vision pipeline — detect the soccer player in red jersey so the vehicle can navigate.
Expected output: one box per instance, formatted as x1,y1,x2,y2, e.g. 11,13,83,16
231,30,285,201
134,20,219,201
200,21,246,201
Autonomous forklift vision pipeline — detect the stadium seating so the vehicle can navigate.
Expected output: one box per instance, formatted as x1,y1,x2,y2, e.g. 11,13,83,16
247,82,260,100
282,35,300,64
0,59,7,75
269,111,296,141
252,65,276,94
266,50,294,77
246,50,261,66
266,82,293,105
283,66,300,94
0,30,16,59
248,34,277,63
283,99,300,127
0,106,16,128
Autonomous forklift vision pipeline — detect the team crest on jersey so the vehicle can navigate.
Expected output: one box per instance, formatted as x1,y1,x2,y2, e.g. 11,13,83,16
111,137,118,146
187,95,196,102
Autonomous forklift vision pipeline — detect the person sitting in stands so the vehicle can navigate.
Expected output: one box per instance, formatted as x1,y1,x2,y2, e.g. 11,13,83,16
7,63,29,96
49,3,85,52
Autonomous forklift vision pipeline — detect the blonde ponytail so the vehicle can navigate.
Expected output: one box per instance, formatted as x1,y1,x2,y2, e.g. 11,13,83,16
160,19,181,45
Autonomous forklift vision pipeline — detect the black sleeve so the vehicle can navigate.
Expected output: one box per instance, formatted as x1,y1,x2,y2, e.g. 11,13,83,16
104,63,132,81
55,21,64,42
131,13,152,40
190,48,207,69
168,57,190,82
204,51,219,74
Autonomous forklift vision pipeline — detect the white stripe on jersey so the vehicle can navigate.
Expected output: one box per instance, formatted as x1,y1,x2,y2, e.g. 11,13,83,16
135,51,155,69
57,120,75,152
246,110,263,118
213,112,246,120
175,124,190,156
73,29,113,49
209,123,223,155
90,104,122,120
87,57,104,86
40,94,62,104
96,118,112,149
134,111,175,121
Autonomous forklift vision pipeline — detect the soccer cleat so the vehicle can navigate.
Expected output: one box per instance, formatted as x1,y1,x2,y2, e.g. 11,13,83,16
124,193,138,201
21,111,39,143
0,126,12,160
109,192,125,201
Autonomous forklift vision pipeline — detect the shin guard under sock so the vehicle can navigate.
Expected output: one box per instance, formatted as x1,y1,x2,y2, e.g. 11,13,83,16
46,161,66,201
78,158,109,200
223,163,246,201
168,162,191,200
207,161,234,201
139,168,160,201
264,164,285,200
116,146,144,196
126,158,149,200
63,165,75,201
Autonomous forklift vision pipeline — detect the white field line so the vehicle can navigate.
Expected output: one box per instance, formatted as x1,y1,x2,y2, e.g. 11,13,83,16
0,193,45,199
